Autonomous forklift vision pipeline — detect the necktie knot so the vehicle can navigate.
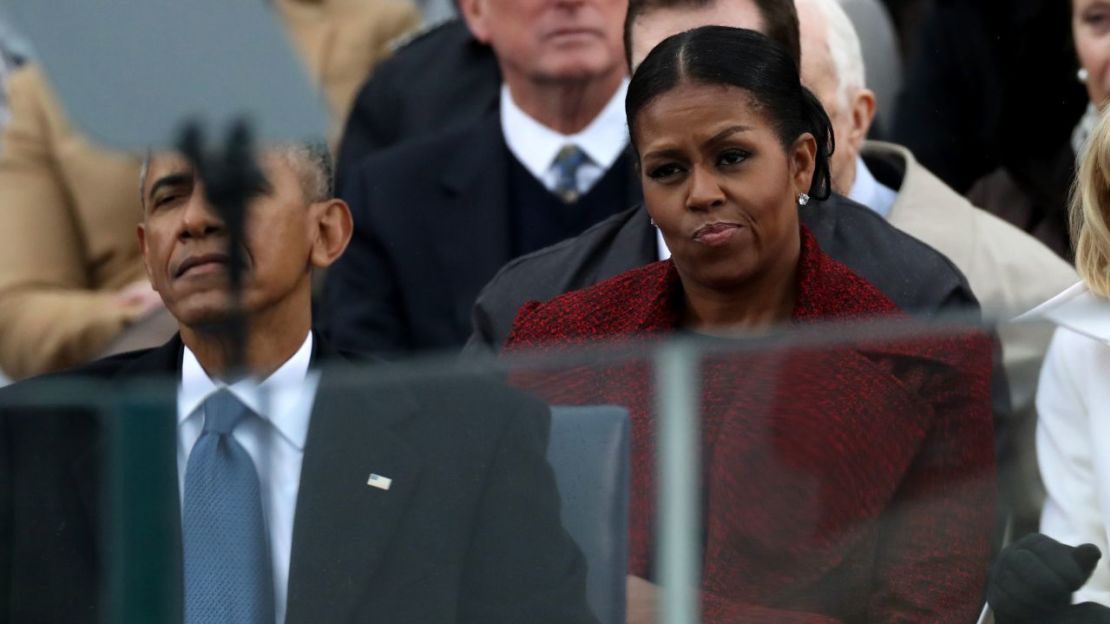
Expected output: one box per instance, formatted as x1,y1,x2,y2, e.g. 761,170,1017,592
202,389,250,435
552,144,590,204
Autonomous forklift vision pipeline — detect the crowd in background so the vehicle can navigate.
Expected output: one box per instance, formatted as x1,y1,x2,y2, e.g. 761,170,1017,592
3,0,1110,622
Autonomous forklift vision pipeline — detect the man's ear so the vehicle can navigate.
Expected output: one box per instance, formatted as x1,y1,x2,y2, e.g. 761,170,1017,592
136,224,155,283
847,88,877,151
309,199,353,269
791,133,819,197
458,0,492,43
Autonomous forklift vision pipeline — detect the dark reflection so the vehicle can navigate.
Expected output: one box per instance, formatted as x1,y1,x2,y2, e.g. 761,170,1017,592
0,366,600,624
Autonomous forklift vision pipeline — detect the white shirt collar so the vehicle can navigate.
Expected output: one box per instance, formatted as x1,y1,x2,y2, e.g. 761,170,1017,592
177,331,316,450
1016,282,1110,345
848,156,898,219
500,79,630,181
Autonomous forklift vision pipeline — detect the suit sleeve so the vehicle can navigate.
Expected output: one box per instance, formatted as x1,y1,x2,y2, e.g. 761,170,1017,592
1036,329,1110,606
862,336,996,623
457,392,598,624
0,66,144,379
319,164,410,355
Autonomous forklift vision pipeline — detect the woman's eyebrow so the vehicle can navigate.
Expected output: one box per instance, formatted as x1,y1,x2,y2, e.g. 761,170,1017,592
704,125,753,147
641,146,686,161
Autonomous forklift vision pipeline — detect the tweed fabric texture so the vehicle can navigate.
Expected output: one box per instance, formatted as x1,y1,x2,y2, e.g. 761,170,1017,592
183,390,275,624
506,226,996,623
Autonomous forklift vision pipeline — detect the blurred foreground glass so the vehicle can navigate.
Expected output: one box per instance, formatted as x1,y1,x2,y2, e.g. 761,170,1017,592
0,315,1056,623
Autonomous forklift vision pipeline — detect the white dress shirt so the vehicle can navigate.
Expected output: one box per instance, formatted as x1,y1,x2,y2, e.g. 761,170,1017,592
848,156,898,219
500,79,630,195
177,332,320,624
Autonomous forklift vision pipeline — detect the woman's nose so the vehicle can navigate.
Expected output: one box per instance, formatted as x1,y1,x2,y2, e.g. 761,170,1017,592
686,165,726,211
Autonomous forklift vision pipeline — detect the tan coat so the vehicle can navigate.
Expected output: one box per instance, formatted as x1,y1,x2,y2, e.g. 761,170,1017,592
0,0,419,379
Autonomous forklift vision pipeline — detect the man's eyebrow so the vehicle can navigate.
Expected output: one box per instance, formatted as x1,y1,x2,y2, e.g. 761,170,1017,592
147,172,194,200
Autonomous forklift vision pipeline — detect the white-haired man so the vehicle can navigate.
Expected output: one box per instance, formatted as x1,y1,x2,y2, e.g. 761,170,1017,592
796,0,1076,529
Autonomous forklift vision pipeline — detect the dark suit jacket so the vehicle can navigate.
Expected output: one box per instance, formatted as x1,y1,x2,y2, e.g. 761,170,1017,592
322,113,641,357
335,19,500,191
465,195,980,354
0,336,596,624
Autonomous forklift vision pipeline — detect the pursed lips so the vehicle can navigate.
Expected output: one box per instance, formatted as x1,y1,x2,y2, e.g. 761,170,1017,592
693,222,743,246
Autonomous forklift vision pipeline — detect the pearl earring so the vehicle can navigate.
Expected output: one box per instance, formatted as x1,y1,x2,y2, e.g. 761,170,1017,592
1079,68,1090,84
797,193,810,206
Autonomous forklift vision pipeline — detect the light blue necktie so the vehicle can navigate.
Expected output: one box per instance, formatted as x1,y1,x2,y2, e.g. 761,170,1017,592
183,389,274,624
552,144,590,204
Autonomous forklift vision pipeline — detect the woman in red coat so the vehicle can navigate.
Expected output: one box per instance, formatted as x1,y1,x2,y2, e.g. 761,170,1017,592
505,27,996,624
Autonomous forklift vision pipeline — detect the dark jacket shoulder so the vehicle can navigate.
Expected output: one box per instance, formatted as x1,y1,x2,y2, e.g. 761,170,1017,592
801,194,978,316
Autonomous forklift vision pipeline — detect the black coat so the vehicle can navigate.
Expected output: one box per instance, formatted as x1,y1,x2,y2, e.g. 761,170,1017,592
464,196,980,354
0,336,596,624
335,19,500,191
322,114,640,357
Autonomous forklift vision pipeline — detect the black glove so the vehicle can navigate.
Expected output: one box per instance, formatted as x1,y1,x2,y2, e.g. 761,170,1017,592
989,533,1108,624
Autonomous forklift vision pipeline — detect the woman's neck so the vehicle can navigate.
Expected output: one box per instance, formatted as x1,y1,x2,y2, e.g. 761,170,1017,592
678,247,800,335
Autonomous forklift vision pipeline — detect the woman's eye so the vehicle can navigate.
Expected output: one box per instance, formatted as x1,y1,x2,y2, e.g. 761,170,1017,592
717,149,750,167
648,163,684,180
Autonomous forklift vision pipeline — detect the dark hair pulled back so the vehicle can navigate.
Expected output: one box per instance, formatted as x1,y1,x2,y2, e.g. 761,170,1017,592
625,25,834,200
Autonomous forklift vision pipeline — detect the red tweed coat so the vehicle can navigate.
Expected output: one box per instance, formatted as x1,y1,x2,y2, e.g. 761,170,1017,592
505,227,996,624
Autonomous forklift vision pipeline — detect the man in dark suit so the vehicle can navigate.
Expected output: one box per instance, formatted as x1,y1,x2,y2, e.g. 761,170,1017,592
0,141,596,624
322,0,642,356
464,0,979,355
335,18,501,190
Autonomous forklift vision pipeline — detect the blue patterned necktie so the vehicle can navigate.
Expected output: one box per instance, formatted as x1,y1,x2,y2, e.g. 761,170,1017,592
552,144,590,204
183,389,274,624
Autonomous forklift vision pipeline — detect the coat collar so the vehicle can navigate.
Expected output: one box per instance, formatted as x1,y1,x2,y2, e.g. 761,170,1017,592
863,141,980,275
434,115,514,331
1017,282,1110,343
634,225,899,333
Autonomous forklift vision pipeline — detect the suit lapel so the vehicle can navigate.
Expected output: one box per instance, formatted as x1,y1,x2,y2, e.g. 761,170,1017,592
434,114,513,333
284,371,423,624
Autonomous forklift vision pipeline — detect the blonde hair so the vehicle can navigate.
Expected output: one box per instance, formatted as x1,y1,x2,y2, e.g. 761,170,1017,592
1073,107,1110,297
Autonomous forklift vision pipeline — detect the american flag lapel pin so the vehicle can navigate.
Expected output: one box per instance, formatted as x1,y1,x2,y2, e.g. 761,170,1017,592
367,473,392,491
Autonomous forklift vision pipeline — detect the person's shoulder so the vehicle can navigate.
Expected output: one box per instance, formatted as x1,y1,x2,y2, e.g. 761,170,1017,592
507,261,670,346
812,193,973,307
483,207,638,289
826,194,958,270
382,18,480,63
348,112,498,185
380,369,551,442
0,347,164,405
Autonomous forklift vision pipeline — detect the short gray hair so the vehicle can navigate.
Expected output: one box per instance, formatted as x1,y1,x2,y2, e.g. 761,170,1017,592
804,0,866,107
138,141,334,208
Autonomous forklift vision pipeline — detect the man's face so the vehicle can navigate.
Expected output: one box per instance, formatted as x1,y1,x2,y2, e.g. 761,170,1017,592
628,0,764,70
137,153,319,329
463,0,627,84
797,0,859,194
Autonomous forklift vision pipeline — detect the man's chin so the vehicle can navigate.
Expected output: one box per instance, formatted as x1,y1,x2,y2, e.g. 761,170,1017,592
170,300,244,332
536,53,620,83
